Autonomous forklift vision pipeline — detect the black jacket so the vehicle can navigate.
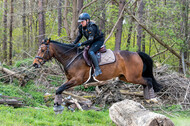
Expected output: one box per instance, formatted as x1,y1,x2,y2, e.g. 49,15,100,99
73,22,104,46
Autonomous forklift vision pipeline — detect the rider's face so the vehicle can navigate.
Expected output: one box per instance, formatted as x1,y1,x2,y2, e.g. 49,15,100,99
81,20,87,27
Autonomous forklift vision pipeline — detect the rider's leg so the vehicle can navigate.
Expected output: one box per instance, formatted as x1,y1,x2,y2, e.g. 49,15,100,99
88,40,103,77
89,51,102,76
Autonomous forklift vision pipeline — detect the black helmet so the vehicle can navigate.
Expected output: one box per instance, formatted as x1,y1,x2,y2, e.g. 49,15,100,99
78,13,90,22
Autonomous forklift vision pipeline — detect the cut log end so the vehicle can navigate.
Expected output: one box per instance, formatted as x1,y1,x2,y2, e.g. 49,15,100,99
149,118,174,126
109,99,174,126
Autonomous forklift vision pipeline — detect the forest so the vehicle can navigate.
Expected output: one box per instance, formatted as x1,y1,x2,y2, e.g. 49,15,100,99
0,0,190,125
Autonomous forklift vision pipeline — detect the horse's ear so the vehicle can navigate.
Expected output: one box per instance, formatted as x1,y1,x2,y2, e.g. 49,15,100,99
46,38,51,44
41,39,45,44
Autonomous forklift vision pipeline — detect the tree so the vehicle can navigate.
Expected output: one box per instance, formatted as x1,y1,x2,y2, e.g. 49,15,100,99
38,0,45,44
179,0,189,74
58,0,62,36
23,0,27,57
9,0,14,65
114,0,125,51
3,0,8,63
137,0,145,52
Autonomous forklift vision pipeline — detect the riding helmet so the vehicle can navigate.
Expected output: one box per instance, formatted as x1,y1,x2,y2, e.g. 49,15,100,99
78,13,90,22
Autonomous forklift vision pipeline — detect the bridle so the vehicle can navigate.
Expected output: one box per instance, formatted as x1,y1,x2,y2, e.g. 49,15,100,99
35,41,82,70
35,44,50,65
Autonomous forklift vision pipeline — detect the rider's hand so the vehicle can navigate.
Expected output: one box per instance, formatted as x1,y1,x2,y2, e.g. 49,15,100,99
77,43,81,47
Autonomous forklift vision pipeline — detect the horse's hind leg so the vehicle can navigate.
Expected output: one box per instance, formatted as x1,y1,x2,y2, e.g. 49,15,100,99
119,75,157,102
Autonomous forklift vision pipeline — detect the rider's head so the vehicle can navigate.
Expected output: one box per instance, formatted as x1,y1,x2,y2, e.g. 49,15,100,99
78,13,90,27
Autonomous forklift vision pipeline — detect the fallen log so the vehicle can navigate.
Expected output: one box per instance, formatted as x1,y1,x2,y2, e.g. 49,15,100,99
62,91,90,101
109,99,174,126
0,66,26,86
0,99,23,108
84,81,109,88
119,90,143,97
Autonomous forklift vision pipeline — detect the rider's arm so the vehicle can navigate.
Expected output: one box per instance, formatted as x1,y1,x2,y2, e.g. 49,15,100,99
73,25,83,44
81,25,96,46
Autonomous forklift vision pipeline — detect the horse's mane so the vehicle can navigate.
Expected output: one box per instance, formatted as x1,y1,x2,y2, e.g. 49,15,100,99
50,40,75,48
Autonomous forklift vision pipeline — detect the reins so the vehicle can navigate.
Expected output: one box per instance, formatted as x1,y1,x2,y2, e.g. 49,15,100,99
65,48,83,69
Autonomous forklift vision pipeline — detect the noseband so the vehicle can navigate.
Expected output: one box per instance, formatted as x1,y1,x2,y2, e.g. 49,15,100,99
35,44,50,65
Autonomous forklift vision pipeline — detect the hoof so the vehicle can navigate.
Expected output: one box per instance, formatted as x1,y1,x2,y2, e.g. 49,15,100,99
145,97,159,104
53,105,64,114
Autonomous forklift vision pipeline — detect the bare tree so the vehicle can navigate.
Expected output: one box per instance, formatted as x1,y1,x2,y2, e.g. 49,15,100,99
58,0,62,36
63,0,70,39
9,0,14,65
77,0,83,14
3,0,8,63
38,0,45,44
70,0,78,40
98,0,106,33
179,0,189,74
23,0,27,57
114,0,125,51
137,0,145,52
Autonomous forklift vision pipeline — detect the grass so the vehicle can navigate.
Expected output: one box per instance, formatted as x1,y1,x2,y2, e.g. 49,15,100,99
0,106,114,126
0,69,190,126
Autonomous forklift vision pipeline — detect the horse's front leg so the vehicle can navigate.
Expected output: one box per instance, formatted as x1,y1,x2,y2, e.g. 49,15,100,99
53,80,76,114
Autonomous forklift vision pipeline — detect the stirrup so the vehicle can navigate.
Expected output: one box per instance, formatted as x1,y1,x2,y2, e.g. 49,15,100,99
93,68,102,77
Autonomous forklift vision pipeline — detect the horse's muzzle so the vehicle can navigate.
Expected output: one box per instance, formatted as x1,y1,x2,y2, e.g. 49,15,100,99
33,63,41,68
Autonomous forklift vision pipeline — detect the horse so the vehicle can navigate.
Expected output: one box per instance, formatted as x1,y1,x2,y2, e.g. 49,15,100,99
33,38,162,113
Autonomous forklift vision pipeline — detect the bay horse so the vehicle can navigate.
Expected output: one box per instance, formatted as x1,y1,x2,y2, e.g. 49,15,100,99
33,38,162,113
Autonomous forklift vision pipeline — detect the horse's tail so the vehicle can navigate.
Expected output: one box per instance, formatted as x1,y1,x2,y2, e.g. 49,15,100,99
138,52,162,92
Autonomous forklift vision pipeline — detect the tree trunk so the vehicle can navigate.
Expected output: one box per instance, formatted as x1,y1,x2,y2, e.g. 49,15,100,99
70,0,78,40
63,0,70,39
137,0,145,52
179,0,189,73
23,0,27,57
58,0,62,36
29,0,34,49
127,1,137,51
3,0,8,63
114,0,125,51
9,0,14,65
38,0,45,44
109,99,174,126
98,0,106,33
77,0,83,14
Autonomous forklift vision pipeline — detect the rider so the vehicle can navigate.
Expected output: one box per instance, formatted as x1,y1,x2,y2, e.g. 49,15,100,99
73,13,104,77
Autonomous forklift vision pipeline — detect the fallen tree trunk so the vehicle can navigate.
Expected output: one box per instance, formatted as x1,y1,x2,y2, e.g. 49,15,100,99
84,80,110,88
109,99,174,126
0,99,23,108
0,66,26,86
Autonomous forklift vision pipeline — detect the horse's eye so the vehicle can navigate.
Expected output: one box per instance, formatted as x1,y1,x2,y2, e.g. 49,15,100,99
41,50,45,52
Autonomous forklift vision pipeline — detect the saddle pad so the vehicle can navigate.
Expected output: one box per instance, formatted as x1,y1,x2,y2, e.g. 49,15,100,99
99,49,115,66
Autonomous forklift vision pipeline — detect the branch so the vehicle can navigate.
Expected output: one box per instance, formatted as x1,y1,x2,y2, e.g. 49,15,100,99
125,8,190,66
79,0,98,15
104,3,128,43
84,81,109,88
151,43,175,58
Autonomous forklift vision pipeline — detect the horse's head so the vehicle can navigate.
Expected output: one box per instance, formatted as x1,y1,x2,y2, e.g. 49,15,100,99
33,38,53,68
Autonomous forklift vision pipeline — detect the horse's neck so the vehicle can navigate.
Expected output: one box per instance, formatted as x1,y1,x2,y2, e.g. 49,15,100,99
51,43,77,67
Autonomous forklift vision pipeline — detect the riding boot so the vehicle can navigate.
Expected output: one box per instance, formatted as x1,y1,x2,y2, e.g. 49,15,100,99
89,51,102,77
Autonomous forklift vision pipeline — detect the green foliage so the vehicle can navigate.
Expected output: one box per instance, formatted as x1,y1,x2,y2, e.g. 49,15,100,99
74,85,95,92
47,75,64,87
0,106,114,126
14,58,33,67
0,80,45,107
154,105,190,126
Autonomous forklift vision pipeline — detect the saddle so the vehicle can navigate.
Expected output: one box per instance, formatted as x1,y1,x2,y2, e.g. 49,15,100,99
83,45,116,67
